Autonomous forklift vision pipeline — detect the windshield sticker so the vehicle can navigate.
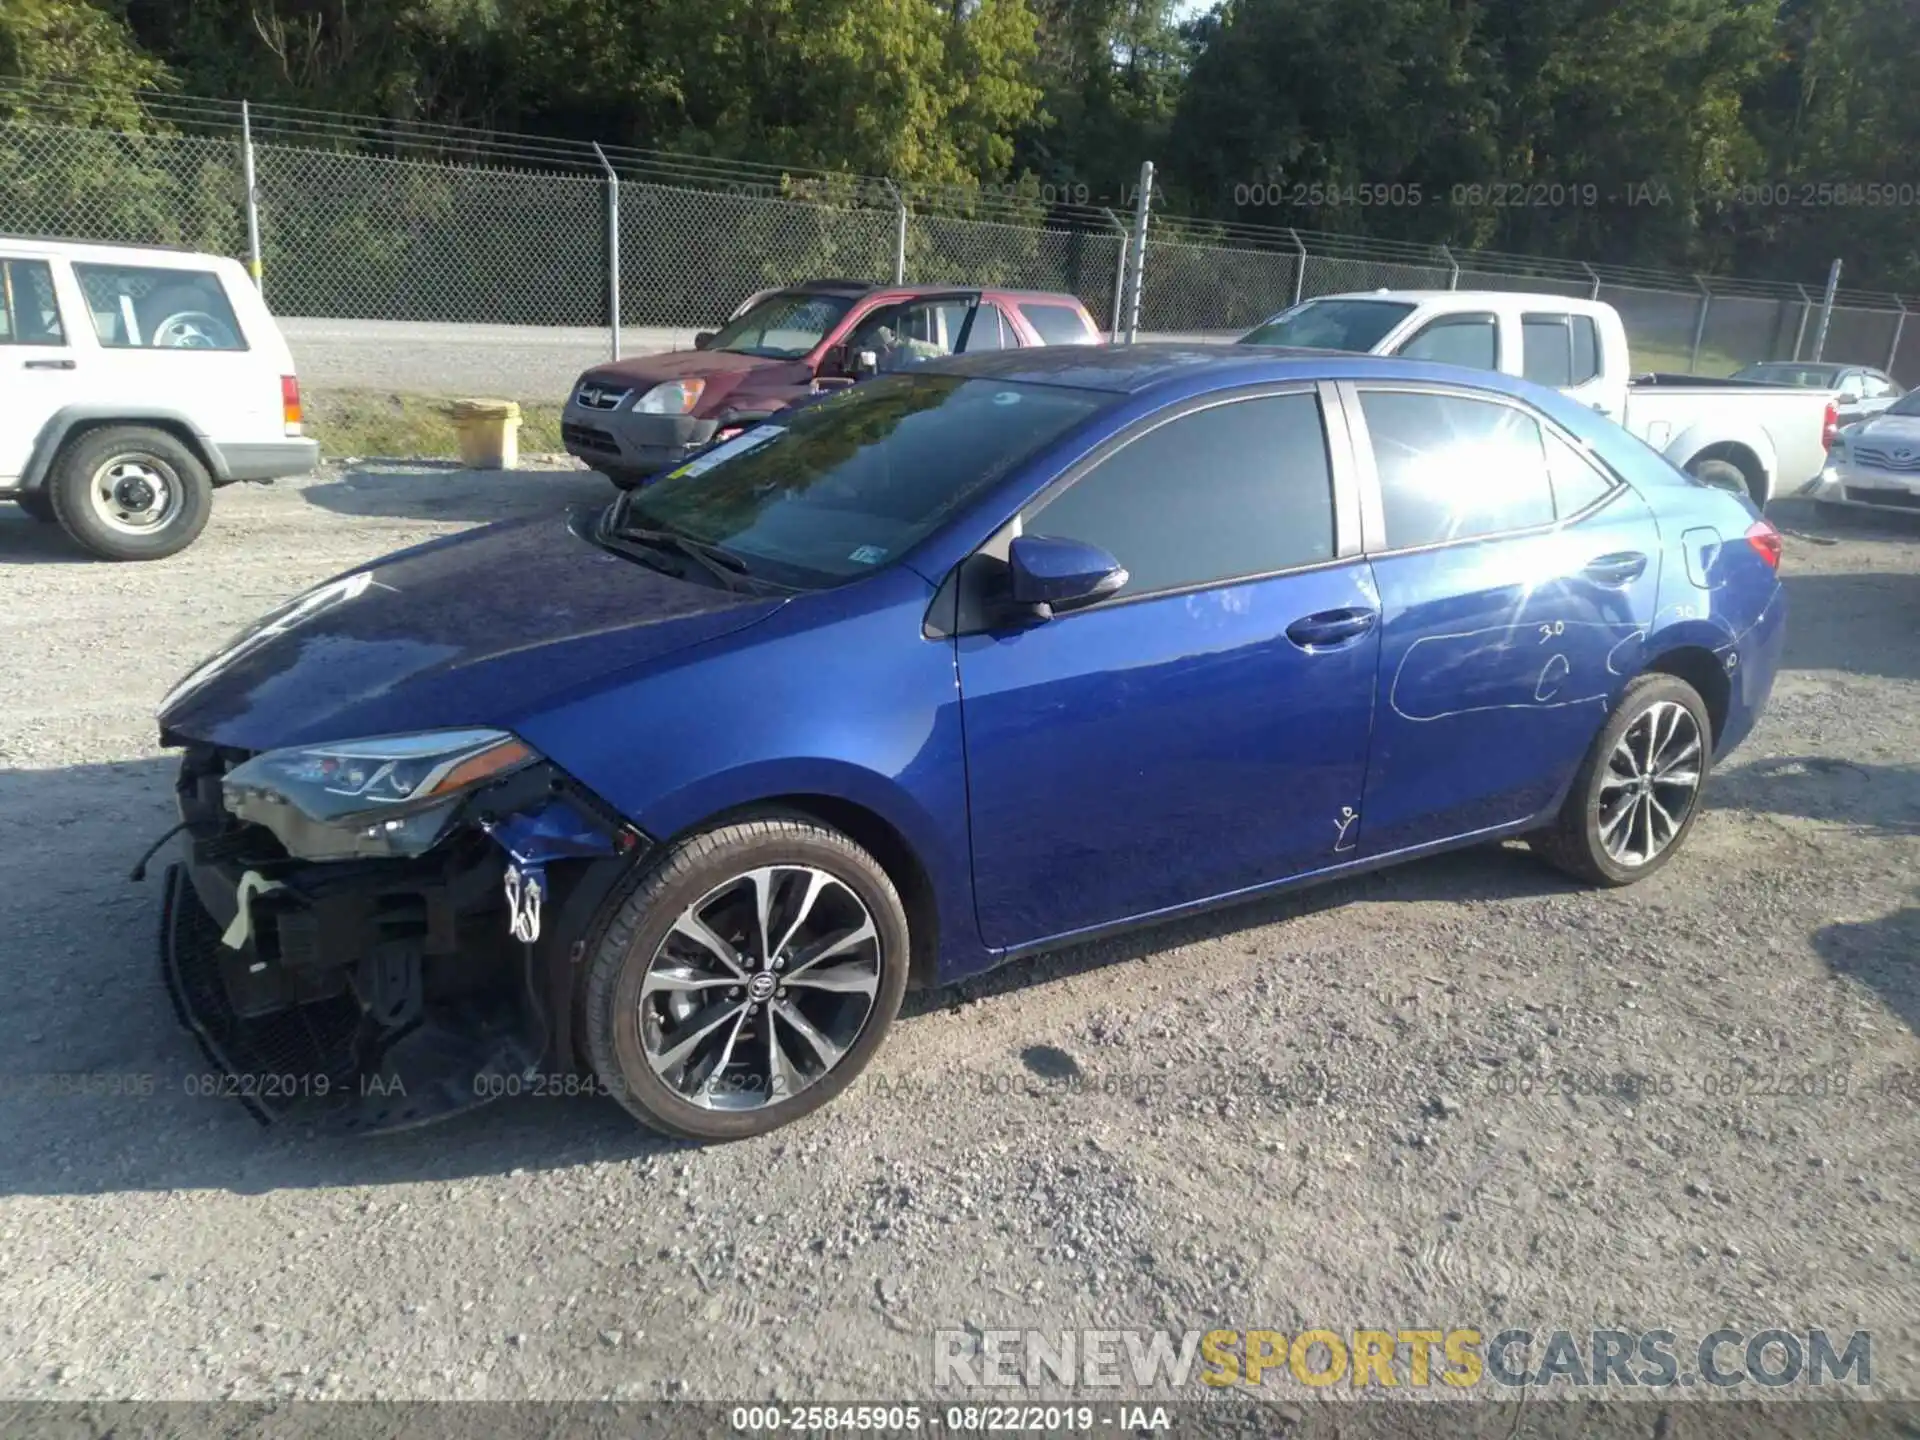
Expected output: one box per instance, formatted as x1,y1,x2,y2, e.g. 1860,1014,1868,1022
669,425,787,480
848,545,889,566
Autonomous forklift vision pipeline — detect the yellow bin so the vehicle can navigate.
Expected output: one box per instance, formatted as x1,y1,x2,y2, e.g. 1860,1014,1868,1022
446,398,522,469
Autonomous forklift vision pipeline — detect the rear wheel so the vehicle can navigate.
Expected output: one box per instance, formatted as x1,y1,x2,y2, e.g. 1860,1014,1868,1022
48,425,212,561
1531,673,1714,886
583,816,910,1140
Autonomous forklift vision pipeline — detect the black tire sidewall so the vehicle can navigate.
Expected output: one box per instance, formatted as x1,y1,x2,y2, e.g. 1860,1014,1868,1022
1574,675,1714,885
586,821,910,1141
50,426,213,561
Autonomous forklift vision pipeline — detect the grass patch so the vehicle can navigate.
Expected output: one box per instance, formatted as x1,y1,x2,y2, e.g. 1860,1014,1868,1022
304,388,565,461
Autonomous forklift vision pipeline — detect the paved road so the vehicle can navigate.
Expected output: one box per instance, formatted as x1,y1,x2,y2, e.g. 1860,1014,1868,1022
0,474,1915,1406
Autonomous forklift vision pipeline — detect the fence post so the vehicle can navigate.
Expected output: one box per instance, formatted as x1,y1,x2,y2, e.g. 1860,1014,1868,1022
1101,208,1130,342
883,181,907,285
1889,298,1909,374
1792,285,1811,360
1124,161,1153,344
592,143,620,361
1688,276,1711,374
1439,244,1459,291
240,101,263,294
1288,228,1307,307
1580,261,1600,301
1810,258,1841,361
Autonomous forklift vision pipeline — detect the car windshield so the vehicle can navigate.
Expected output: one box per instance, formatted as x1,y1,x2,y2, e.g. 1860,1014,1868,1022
614,374,1109,589
1240,298,1416,352
709,292,856,359
1733,363,1842,388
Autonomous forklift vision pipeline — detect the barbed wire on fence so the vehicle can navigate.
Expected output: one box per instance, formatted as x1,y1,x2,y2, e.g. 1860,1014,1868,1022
1,77,1916,382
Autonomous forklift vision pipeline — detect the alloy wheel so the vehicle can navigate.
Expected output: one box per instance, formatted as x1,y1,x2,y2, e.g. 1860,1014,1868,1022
1596,700,1704,867
638,865,882,1110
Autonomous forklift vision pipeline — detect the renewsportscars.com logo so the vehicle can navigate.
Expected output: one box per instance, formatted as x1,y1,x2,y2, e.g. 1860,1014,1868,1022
931,1328,1872,1391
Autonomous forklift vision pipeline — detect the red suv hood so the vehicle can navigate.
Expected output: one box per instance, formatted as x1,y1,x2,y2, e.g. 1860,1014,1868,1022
578,347,819,419
584,349,778,386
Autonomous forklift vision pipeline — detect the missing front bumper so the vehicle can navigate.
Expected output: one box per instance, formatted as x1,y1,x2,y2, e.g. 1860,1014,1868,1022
160,863,541,1134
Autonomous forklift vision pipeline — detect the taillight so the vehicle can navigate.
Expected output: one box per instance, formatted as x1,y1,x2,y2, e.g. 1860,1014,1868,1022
282,375,303,435
1745,519,1782,570
1821,398,1838,450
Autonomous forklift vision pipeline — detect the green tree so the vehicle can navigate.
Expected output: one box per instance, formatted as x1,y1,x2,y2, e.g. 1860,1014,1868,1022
1,0,165,124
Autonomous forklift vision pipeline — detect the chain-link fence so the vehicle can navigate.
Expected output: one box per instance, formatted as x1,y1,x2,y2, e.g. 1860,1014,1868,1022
4,95,1918,384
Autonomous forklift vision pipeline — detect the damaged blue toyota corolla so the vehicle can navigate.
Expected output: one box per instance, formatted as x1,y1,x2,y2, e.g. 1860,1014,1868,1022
154,345,1786,1140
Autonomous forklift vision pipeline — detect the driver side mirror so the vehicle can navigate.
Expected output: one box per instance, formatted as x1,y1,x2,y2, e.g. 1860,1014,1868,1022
692,331,716,351
1007,534,1128,618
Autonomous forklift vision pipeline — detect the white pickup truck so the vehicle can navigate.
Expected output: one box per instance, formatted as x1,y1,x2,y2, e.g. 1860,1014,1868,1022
1241,290,1837,506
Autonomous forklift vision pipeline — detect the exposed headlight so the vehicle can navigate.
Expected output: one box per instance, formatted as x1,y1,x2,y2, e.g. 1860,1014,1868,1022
634,379,706,414
222,729,536,862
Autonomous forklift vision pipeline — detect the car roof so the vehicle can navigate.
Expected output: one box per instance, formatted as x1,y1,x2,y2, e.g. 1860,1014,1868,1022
0,233,228,261
784,278,1085,305
917,341,1543,398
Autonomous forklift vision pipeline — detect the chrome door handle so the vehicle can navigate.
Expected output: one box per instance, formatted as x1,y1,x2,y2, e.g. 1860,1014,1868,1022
23,358,76,370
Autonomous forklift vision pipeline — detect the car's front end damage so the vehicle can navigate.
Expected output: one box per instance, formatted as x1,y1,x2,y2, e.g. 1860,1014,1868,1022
159,733,649,1132
140,509,796,1133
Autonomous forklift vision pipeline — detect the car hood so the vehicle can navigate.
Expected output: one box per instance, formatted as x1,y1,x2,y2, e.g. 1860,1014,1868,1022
158,513,783,752
583,348,782,388
1853,414,1920,445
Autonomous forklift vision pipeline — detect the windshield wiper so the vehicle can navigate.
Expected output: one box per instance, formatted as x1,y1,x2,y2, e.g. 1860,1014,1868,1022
598,511,764,591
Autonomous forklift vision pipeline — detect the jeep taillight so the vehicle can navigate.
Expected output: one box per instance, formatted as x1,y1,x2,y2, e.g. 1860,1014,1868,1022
282,375,303,435
1821,398,1838,450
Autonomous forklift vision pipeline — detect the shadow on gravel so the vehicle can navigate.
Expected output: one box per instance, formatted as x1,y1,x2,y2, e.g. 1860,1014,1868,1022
1779,569,1920,682
0,755,676,1200
1813,897,1920,1039
1712,756,1920,839
300,465,612,524
1770,495,1920,545
902,841,1579,1021
0,508,93,564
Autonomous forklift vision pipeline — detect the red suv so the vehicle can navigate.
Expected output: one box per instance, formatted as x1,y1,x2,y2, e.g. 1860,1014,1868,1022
562,280,1104,487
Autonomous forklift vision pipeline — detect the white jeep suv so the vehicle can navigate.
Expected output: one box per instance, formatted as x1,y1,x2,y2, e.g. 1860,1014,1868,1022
0,236,318,560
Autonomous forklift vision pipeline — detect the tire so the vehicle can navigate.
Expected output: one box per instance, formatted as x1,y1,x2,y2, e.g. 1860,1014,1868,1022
1531,672,1715,887
138,287,242,350
15,491,55,523
1688,457,1752,501
48,426,213,561
583,815,910,1140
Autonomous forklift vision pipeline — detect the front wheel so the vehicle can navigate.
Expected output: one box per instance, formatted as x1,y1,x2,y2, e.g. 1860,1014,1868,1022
1531,673,1714,886
582,816,910,1140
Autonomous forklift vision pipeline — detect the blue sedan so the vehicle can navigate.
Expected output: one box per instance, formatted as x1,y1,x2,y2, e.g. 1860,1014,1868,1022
155,345,1786,1139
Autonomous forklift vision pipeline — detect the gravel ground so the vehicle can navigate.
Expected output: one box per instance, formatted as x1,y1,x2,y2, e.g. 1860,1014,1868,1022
0,471,1916,1410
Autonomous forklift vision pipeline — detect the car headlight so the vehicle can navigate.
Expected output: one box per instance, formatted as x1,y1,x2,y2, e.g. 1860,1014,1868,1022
634,379,706,414
222,729,536,862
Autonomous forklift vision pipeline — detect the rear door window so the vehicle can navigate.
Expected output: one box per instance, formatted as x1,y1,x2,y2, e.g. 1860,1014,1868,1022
1395,314,1498,370
1018,301,1097,346
960,303,1012,352
1359,389,1555,548
1023,392,1336,598
72,263,246,350
0,259,65,345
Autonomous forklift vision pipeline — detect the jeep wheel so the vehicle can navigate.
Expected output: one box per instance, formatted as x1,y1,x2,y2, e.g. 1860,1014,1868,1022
49,426,213,561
